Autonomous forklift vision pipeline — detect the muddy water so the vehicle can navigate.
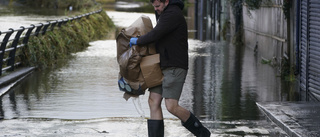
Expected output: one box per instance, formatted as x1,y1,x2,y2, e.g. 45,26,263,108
0,8,296,137
0,5,67,32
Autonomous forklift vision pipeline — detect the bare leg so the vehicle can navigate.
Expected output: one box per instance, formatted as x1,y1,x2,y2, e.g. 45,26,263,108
148,92,164,136
164,98,190,122
165,98,211,137
148,92,163,120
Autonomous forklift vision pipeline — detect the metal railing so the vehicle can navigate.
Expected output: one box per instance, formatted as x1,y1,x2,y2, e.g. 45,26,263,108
0,9,102,76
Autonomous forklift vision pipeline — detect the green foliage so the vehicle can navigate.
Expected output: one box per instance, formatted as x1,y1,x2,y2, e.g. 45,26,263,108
261,58,271,64
232,25,244,46
281,57,295,81
228,0,264,13
21,0,97,10
227,0,244,46
95,0,115,3
222,20,230,41
245,0,262,10
23,11,115,68
133,0,150,3
283,0,291,19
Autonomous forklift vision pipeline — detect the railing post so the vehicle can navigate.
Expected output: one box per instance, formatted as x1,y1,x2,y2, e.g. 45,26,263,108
57,19,64,27
34,23,43,36
41,22,51,35
23,25,35,45
62,18,69,26
0,29,14,76
7,27,25,71
50,21,57,31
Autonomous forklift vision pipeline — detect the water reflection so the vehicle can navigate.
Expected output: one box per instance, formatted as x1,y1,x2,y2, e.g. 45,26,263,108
0,37,294,136
0,15,67,33
0,7,298,135
0,40,141,119
0,4,66,16
187,40,299,122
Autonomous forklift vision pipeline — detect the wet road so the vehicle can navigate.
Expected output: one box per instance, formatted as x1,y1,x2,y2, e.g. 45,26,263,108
0,11,296,136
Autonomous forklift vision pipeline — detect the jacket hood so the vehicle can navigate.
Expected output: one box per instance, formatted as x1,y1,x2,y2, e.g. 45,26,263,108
155,0,184,20
169,0,184,10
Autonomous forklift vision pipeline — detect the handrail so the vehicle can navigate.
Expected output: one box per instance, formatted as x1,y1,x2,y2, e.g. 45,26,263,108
0,9,103,76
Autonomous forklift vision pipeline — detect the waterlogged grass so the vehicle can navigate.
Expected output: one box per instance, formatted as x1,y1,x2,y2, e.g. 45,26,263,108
23,11,115,68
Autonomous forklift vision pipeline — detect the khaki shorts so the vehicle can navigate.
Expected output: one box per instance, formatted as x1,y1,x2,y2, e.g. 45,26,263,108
149,67,187,100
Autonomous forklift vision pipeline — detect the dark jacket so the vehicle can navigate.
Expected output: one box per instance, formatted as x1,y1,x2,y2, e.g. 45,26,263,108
136,0,188,70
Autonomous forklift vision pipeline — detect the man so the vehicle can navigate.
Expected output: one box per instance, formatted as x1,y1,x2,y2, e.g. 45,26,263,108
130,0,211,136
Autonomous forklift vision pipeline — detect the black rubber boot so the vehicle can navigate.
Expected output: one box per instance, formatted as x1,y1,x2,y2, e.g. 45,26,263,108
182,112,211,137
147,119,164,137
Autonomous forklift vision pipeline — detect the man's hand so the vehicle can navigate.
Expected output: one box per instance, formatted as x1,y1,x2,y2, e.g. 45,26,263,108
129,37,138,47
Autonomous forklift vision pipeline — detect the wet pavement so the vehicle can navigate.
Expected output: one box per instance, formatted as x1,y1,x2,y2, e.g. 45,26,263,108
257,102,320,137
0,117,190,137
0,10,299,136
0,38,287,136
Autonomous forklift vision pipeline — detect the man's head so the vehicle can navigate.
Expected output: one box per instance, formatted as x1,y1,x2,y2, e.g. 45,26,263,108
150,0,169,15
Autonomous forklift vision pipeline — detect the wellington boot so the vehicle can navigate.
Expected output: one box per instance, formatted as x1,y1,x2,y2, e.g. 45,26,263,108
182,112,211,137
147,119,164,137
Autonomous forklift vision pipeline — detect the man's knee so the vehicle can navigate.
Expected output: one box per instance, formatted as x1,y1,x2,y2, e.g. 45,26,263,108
148,98,161,108
148,93,162,108
165,99,179,114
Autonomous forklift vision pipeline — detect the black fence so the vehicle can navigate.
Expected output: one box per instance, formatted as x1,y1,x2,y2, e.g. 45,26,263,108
0,9,102,76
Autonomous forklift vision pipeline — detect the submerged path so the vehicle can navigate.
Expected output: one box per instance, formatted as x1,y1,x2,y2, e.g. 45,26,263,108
0,11,291,136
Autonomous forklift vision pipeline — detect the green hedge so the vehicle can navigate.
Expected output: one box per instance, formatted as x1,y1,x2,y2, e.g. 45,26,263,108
23,11,115,68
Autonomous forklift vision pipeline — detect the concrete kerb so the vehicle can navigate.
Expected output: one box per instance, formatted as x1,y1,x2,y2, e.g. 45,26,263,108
256,102,301,137
0,67,35,97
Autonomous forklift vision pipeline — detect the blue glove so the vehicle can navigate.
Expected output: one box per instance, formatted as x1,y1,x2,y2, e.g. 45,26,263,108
129,37,138,47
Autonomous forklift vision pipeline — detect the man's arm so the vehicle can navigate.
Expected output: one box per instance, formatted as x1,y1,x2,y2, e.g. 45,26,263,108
134,10,180,45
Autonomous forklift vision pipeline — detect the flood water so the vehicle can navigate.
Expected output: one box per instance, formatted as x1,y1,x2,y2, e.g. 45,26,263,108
0,3,298,137
0,5,67,32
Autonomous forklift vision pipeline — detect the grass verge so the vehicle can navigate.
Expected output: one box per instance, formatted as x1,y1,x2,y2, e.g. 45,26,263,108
22,11,115,68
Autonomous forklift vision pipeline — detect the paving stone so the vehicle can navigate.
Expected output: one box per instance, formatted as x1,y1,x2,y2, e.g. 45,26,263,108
257,102,320,137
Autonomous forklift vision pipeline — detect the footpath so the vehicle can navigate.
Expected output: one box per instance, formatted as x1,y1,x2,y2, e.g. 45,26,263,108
257,102,320,137
0,67,35,97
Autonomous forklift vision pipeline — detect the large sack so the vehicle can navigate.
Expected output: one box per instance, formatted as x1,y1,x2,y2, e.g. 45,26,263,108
116,15,157,95
140,54,163,88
